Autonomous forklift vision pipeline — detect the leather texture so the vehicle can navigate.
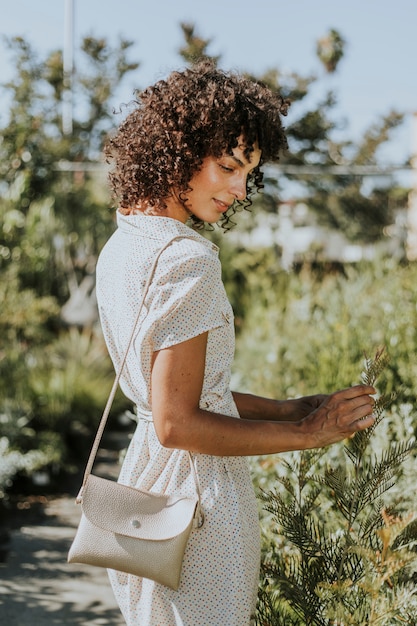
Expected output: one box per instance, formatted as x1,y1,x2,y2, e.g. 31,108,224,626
67,474,198,590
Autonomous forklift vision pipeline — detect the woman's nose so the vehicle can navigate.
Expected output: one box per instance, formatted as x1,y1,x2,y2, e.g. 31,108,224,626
231,176,247,201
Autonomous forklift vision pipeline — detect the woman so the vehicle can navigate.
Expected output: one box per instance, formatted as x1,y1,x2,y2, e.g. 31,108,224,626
96,62,375,626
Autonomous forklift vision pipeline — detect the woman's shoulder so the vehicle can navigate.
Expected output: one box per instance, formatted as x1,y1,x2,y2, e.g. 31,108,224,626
158,235,221,282
169,233,218,257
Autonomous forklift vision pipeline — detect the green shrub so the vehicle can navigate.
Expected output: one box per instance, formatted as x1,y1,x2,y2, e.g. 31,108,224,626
234,258,417,405
0,327,128,497
253,351,417,625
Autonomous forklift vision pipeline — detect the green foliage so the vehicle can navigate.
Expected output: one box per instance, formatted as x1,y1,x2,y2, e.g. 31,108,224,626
179,23,220,66
28,327,129,433
0,264,59,345
232,257,417,405
254,351,417,625
0,436,52,499
316,29,346,73
0,34,138,496
0,327,125,496
0,22,411,517
0,35,134,303
0,264,59,426
303,111,405,243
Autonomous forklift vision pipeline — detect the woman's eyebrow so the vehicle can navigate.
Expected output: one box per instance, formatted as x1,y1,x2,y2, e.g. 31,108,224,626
230,155,245,167
223,151,259,170
229,154,252,168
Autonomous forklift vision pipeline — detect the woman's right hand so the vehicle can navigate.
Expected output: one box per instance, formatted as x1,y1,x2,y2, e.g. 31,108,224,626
300,384,376,449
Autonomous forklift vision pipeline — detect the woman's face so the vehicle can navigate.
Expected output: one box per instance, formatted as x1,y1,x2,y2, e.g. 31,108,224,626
166,140,262,224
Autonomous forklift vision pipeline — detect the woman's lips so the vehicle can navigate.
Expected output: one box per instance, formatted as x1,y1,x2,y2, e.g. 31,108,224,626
214,199,230,212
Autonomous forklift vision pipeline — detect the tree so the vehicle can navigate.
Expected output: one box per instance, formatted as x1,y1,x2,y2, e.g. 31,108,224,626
0,21,409,496
316,28,346,74
178,23,220,66
0,35,139,489
0,35,139,301
285,108,406,242
179,24,407,246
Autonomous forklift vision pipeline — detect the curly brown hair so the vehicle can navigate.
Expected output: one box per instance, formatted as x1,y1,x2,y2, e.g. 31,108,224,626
105,61,290,229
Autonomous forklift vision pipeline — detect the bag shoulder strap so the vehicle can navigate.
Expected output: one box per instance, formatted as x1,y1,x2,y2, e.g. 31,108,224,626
76,235,204,526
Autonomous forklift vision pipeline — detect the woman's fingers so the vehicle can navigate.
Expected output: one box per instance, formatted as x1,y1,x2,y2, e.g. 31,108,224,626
308,385,376,447
354,413,375,431
332,384,376,400
325,386,375,419
343,393,375,421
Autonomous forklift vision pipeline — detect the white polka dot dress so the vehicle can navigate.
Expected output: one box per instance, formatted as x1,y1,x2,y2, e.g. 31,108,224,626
95,213,260,626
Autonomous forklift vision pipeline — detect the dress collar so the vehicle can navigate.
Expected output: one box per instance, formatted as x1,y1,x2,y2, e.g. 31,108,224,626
116,211,219,253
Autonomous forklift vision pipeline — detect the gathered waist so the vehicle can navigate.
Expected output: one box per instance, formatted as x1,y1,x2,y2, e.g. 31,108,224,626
136,406,153,422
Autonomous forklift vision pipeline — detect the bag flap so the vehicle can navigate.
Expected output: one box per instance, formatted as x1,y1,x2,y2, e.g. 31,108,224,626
81,475,198,540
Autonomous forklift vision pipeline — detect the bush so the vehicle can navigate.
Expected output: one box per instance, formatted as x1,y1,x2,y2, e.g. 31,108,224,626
0,327,129,498
251,352,417,624
233,258,417,406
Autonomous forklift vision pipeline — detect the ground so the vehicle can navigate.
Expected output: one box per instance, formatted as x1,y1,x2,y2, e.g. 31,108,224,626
0,433,127,625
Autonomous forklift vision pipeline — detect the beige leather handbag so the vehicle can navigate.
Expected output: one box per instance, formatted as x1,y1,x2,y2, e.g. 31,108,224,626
68,236,204,590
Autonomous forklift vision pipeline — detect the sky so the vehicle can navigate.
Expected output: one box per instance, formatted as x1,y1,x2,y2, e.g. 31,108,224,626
1,0,416,173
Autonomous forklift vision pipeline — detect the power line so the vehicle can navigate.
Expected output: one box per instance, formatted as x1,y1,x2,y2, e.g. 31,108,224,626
54,160,411,176
269,164,411,176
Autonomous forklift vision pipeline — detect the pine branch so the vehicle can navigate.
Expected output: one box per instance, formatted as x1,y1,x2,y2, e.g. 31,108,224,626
392,517,417,552
257,348,417,624
328,440,416,524
354,441,416,512
361,347,389,387
358,499,387,541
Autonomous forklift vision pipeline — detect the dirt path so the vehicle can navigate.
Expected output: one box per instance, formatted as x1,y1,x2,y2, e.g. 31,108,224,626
0,435,127,625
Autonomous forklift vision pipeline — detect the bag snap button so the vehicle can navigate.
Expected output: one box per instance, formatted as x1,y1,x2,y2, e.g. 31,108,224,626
131,519,141,528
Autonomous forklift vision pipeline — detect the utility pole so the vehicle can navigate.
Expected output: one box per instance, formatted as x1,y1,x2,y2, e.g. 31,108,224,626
62,0,74,135
406,112,417,260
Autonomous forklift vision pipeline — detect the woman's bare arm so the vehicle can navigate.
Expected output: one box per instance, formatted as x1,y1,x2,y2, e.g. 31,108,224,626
232,391,328,422
151,332,375,456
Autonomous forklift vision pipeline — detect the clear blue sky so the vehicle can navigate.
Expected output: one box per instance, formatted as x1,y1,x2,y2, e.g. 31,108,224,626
1,0,416,167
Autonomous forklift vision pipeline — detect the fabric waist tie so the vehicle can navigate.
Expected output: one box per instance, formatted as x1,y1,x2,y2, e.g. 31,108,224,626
136,407,153,422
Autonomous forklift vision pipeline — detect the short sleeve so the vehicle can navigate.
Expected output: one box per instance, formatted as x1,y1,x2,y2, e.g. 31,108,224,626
150,245,225,351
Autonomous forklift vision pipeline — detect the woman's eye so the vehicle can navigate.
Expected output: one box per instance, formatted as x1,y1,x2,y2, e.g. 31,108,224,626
220,164,233,173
